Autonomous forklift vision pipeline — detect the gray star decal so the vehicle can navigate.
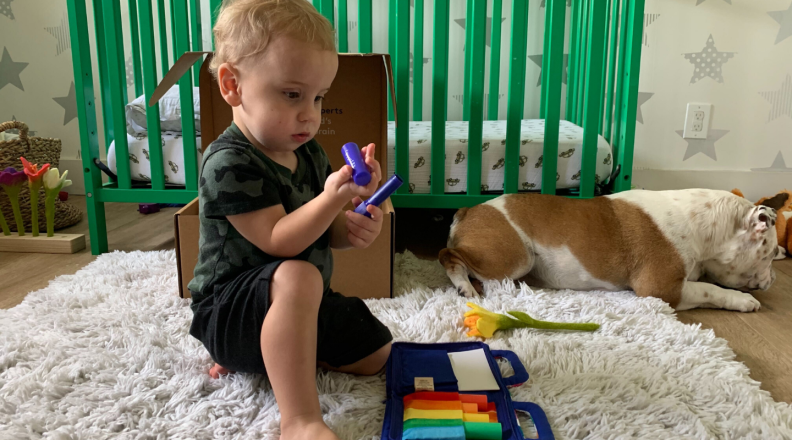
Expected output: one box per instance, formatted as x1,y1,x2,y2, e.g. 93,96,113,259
126,56,136,88
455,17,507,48
676,129,729,161
636,92,653,124
768,3,792,45
45,12,71,56
528,54,569,87
644,14,660,46
0,47,28,91
760,75,792,122
696,0,731,5
683,35,735,84
0,0,15,20
752,151,792,172
53,82,78,125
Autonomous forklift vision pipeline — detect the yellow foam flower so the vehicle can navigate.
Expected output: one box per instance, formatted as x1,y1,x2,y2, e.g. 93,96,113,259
463,302,600,339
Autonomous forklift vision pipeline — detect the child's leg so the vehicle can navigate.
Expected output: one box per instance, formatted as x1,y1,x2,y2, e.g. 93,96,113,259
318,342,391,376
261,260,338,440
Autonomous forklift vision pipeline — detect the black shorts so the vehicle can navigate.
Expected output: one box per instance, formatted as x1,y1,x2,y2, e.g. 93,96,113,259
189,261,393,374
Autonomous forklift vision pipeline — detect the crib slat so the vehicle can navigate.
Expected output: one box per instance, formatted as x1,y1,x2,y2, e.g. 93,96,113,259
576,0,589,125
613,0,645,192
430,0,450,195
210,0,222,47
102,0,131,189
138,0,165,190
488,0,503,121
504,0,529,195
170,0,178,65
174,0,198,191
338,0,348,52
413,0,424,121
466,0,486,196
128,0,143,98
542,0,567,195
157,0,169,79
91,0,113,156
462,0,474,122
580,0,607,198
66,0,108,253
395,0,410,194
388,0,396,121
540,0,550,119
319,0,334,26
604,0,620,143
190,0,203,84
599,0,612,135
358,0,372,52
566,0,579,121
612,0,630,161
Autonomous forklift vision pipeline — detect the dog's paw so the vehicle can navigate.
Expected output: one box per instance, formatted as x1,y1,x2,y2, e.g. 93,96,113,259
457,284,480,298
775,246,787,260
725,290,761,312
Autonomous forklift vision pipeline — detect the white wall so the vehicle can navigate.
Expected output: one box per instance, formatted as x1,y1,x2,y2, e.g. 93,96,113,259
632,0,792,200
2,0,790,200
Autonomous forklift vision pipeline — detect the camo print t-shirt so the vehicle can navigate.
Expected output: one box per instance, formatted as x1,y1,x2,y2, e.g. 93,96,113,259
188,123,334,310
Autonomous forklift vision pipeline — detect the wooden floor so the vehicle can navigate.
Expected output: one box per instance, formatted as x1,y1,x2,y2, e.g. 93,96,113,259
1,198,790,404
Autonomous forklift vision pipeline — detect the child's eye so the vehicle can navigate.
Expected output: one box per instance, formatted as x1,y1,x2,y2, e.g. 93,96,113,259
284,91,300,99
315,96,325,103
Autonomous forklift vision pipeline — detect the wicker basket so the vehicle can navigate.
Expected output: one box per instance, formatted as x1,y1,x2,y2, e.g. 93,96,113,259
0,121,82,232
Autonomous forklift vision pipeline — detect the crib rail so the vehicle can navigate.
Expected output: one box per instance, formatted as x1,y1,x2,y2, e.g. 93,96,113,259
67,0,212,254
68,0,644,254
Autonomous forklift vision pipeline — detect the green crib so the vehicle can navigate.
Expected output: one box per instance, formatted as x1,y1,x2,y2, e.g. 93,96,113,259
65,0,645,255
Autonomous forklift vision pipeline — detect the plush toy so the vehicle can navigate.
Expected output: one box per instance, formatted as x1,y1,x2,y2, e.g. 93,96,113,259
731,188,792,259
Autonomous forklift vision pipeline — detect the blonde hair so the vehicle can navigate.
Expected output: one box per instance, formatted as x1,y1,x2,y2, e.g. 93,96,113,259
209,0,336,76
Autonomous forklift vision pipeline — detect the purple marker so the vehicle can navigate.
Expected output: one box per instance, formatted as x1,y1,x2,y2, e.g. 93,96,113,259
354,174,404,218
341,142,372,187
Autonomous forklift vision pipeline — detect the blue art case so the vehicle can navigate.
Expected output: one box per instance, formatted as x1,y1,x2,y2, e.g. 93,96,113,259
381,341,555,440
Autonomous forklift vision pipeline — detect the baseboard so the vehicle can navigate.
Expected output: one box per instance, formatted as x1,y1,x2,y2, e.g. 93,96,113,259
632,169,792,201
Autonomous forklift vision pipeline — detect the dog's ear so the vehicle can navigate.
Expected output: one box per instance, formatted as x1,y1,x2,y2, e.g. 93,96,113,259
759,192,789,211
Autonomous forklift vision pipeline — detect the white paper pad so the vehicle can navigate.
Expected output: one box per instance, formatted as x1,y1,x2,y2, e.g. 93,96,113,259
447,349,500,391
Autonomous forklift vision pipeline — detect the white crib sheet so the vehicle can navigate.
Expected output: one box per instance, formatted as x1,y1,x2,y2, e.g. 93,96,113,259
107,132,202,186
386,120,613,194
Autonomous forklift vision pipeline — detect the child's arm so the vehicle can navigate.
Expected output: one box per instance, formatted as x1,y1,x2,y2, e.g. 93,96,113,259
229,145,382,257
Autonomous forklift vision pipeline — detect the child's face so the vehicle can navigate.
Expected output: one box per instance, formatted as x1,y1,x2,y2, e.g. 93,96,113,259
226,36,338,154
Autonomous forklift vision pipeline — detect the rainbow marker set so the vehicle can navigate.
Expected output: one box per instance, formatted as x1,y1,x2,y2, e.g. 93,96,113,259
402,391,501,440
381,342,555,440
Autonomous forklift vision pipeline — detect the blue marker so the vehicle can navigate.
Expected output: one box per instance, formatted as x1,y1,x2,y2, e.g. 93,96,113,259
354,174,404,218
341,142,372,186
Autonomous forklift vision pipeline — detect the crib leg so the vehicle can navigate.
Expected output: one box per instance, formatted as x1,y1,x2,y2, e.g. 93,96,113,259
86,193,108,255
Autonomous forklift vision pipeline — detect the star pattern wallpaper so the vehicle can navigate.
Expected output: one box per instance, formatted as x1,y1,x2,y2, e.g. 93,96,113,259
1,0,791,196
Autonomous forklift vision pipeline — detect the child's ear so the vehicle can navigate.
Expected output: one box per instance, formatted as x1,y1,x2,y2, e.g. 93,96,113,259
217,63,242,107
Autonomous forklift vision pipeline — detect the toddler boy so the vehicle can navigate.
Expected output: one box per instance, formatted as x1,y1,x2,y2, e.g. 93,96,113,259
187,1,393,439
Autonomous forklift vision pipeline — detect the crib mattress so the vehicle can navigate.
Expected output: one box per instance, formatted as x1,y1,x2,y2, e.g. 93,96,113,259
386,120,613,194
107,132,202,186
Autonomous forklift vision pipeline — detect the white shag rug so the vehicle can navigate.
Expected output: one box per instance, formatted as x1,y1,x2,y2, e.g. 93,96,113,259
1,251,792,440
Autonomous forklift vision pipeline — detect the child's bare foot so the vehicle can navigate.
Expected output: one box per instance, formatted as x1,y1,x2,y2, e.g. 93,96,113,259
208,363,234,379
281,418,339,440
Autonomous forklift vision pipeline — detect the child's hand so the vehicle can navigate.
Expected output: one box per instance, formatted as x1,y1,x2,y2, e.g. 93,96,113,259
345,197,383,249
325,143,382,202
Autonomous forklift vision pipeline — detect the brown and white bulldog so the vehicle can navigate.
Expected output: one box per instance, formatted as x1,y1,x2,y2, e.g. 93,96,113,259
439,189,779,312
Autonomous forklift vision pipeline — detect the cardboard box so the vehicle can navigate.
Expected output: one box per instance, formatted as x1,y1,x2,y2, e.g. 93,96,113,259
160,53,397,300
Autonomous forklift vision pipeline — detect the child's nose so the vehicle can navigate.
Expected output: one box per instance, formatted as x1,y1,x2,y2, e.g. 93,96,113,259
298,103,318,123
